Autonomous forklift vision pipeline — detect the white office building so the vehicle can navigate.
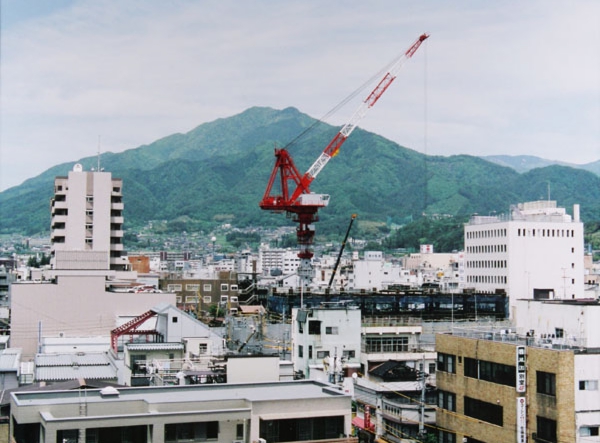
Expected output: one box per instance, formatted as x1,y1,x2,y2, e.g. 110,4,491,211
464,200,584,316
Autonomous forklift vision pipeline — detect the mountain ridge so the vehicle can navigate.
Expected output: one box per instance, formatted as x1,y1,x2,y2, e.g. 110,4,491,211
1,107,599,236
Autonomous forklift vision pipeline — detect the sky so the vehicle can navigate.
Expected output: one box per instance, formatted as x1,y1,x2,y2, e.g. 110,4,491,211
1,0,599,191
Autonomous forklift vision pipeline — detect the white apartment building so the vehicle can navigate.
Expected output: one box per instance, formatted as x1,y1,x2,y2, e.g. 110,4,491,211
292,305,362,382
347,251,416,291
464,200,584,316
258,245,301,276
50,164,128,271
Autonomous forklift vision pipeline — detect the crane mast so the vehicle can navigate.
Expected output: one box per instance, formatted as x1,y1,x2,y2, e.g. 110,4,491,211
260,33,429,286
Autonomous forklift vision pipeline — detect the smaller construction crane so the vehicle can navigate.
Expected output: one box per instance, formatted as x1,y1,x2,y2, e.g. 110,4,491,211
327,214,357,291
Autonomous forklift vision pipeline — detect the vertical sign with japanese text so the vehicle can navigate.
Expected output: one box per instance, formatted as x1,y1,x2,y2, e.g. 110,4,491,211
517,397,527,443
516,345,526,392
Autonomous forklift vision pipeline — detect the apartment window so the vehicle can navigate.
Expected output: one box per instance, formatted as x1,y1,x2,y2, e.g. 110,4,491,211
555,328,564,338
298,345,303,358
230,284,238,291
438,390,456,412
316,350,330,359
186,284,200,291
203,284,212,291
203,296,211,303
308,320,321,335
325,326,339,335
167,284,182,292
580,426,600,437
429,362,436,374
464,396,503,426
198,343,208,355
236,423,244,439
537,371,556,396
437,353,456,373
172,316,178,323
220,283,228,291
579,380,599,391
536,416,557,442
308,345,313,359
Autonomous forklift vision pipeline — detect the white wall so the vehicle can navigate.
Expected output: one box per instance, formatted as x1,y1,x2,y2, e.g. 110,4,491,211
11,275,175,359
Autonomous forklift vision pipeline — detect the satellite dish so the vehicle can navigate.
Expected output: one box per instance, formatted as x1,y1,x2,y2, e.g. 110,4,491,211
73,163,83,172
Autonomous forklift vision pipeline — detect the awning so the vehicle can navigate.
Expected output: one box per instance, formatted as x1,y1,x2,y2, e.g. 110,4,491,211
352,416,375,432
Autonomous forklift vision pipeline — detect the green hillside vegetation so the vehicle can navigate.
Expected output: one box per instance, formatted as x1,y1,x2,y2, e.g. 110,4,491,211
1,107,599,246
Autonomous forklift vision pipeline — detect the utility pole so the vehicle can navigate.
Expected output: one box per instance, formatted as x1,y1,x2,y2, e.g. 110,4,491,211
419,355,426,439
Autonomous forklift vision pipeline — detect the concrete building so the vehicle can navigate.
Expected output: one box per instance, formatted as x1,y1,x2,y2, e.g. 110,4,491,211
292,305,362,382
50,164,129,272
10,380,356,443
464,200,584,316
435,298,600,443
10,275,175,360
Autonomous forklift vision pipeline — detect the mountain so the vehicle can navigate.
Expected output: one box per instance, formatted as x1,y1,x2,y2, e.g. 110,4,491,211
1,107,600,237
483,155,600,176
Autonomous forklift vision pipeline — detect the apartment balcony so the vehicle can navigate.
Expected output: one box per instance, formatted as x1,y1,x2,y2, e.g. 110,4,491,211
51,214,68,224
110,243,124,251
53,200,68,210
111,216,124,224
110,230,124,237
51,229,67,239
111,202,124,211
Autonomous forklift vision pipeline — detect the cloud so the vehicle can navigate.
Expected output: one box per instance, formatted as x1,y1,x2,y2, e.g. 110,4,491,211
1,0,599,191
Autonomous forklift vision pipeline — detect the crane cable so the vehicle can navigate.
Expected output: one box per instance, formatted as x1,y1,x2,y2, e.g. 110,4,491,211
283,50,410,153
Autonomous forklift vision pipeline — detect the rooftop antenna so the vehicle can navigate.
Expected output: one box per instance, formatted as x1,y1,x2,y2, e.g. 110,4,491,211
97,136,102,172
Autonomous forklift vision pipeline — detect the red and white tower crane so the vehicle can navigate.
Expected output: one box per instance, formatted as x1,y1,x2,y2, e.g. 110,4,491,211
260,33,429,284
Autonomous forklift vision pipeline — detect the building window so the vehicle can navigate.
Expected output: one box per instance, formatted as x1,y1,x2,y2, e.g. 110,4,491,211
298,345,303,358
437,353,456,373
464,396,503,426
325,326,339,335
464,357,516,387
172,316,178,323
186,284,200,291
198,343,208,355
429,362,436,374
343,350,355,359
236,423,244,439
580,426,600,437
438,430,456,443
438,390,456,412
579,380,599,390
537,371,556,396
203,296,212,303
203,284,212,291
308,320,321,335
536,416,557,442
364,336,408,353
167,284,182,292
317,350,330,359
220,283,228,291
308,345,313,359
165,421,219,441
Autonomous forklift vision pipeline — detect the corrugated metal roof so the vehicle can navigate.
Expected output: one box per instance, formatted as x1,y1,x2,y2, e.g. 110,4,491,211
36,353,111,367
0,350,20,372
126,343,184,351
35,365,118,381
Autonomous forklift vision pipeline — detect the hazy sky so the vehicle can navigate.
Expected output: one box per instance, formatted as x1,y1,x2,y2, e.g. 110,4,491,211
1,0,599,191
